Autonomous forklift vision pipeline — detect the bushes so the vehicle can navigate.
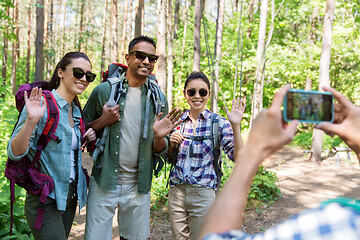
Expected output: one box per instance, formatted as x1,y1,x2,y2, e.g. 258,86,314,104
0,87,33,239
248,166,281,204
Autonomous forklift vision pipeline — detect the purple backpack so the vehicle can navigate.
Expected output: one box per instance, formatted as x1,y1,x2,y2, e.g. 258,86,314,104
5,81,58,234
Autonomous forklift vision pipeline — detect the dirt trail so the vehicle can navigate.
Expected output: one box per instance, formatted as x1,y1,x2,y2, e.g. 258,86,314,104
69,146,360,239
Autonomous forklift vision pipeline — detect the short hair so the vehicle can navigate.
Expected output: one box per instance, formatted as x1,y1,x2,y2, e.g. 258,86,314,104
128,35,157,52
184,71,211,90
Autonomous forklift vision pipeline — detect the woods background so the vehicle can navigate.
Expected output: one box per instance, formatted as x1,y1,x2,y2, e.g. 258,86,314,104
0,0,360,237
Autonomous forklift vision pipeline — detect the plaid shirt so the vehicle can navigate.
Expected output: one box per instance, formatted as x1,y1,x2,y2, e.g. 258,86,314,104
169,109,234,190
203,202,360,240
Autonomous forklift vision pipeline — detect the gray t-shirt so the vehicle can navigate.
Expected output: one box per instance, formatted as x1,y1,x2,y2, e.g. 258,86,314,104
118,86,142,184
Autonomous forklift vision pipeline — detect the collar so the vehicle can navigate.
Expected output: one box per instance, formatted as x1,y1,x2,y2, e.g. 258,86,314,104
51,89,82,119
181,109,212,121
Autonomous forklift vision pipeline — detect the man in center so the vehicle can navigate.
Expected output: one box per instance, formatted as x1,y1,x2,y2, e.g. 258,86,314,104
83,35,182,240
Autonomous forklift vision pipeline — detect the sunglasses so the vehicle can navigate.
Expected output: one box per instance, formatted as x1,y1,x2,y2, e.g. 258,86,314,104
65,67,96,82
129,51,159,63
186,88,208,97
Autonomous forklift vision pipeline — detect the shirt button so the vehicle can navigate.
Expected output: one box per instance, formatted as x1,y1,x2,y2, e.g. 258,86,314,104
116,136,119,138
115,169,118,173
115,152,118,155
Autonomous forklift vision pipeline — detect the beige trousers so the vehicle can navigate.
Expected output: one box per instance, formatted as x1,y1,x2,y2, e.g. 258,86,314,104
168,184,216,240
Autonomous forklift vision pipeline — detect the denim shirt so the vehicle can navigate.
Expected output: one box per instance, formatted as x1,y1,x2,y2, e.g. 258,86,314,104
83,74,169,193
7,90,87,211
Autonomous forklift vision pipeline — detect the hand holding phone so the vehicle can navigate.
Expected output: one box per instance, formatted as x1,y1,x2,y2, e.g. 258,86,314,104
283,89,334,123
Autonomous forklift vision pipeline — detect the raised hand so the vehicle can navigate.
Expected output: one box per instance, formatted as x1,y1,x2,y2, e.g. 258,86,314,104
225,97,246,126
153,108,183,139
315,86,360,158
24,87,46,125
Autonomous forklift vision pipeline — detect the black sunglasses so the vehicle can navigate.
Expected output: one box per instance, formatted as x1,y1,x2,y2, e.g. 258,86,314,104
65,67,96,82
186,88,208,97
129,51,159,63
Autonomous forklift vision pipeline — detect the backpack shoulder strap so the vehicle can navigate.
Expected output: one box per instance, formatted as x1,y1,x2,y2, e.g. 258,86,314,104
92,67,126,174
210,113,223,190
31,91,60,167
211,113,220,153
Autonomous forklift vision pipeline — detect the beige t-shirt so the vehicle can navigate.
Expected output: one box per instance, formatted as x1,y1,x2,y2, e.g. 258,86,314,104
118,86,142,184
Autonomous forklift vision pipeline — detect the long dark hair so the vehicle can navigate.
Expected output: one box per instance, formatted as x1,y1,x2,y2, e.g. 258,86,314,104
48,52,92,115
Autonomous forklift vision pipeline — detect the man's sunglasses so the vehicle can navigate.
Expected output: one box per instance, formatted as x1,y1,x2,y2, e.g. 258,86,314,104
65,67,97,82
129,51,159,63
186,88,208,97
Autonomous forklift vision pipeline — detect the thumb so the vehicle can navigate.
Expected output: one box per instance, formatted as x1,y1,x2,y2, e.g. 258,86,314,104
314,122,338,137
156,112,164,121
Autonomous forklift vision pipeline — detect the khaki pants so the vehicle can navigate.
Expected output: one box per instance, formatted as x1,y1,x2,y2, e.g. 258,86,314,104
168,184,216,240
85,177,151,240
25,182,77,240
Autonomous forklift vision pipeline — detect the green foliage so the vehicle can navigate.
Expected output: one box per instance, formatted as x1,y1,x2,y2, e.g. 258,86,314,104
0,86,33,239
247,166,282,205
291,128,343,150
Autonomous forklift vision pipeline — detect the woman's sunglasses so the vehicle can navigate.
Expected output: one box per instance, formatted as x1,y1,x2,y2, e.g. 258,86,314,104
129,51,159,63
186,88,208,97
65,67,97,82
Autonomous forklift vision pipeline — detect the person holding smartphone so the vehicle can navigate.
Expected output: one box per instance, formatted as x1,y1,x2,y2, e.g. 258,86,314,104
198,85,360,240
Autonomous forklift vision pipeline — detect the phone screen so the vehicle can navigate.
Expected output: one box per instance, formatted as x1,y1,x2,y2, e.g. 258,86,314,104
285,90,333,123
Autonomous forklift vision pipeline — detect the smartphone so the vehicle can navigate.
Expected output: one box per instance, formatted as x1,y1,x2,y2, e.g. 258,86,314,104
283,89,334,123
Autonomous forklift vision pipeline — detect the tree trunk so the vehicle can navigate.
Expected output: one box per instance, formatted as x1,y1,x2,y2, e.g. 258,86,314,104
135,0,144,37
167,0,174,109
210,0,225,113
26,1,32,83
157,0,167,92
173,0,180,39
11,0,20,95
101,0,109,75
247,0,255,38
178,0,189,88
111,0,119,62
250,0,268,122
311,0,335,162
305,6,319,91
128,0,134,42
45,0,54,80
78,0,85,51
121,0,129,62
2,5,10,89
193,0,202,71
60,0,66,55
35,0,45,83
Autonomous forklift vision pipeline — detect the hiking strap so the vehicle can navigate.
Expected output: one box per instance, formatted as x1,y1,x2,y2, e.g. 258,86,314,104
9,91,60,233
34,91,60,230
92,68,124,175
210,114,222,189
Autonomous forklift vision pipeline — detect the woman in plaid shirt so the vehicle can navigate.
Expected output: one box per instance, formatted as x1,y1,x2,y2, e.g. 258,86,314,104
167,71,246,240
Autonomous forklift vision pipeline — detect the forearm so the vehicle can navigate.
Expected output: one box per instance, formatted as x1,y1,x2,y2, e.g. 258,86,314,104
11,118,37,157
153,136,167,153
231,122,244,162
87,117,107,132
198,147,263,239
